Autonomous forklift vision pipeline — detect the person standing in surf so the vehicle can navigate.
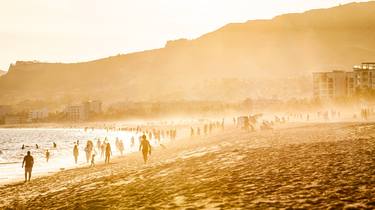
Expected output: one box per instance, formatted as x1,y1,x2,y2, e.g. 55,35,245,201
22,151,34,182
139,135,152,164
45,149,50,163
105,142,112,164
73,143,79,164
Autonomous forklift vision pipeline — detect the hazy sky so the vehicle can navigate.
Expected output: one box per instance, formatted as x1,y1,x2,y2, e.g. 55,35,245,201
0,0,367,70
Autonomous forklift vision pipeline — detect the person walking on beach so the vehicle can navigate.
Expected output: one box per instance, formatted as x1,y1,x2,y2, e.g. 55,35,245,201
131,136,135,148
73,143,79,164
84,145,90,163
91,154,96,167
85,140,94,163
139,135,152,164
45,149,50,163
22,151,34,182
118,139,124,156
96,138,101,152
105,143,112,164
101,142,106,159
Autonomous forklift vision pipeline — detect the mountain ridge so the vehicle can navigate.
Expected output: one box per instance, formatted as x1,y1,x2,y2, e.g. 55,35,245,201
1,1,375,103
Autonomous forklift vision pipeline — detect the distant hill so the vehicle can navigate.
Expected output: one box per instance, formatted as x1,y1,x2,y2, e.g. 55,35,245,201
1,1,375,103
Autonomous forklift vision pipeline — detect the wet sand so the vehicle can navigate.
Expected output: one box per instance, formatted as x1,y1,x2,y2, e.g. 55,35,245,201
1,122,374,209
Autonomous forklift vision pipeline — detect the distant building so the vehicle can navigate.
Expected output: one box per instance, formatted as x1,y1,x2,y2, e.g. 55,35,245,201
84,100,102,113
28,108,49,122
353,62,375,89
64,100,102,121
313,71,355,99
0,105,12,117
4,115,24,125
65,105,88,121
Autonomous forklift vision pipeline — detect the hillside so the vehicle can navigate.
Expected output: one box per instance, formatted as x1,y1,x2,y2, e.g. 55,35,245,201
0,70,6,76
1,2,375,103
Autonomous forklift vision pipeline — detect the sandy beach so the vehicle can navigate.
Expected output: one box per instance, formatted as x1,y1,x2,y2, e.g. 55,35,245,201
1,122,374,209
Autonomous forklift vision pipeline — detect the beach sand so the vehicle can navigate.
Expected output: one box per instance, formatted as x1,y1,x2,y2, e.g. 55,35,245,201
1,122,374,209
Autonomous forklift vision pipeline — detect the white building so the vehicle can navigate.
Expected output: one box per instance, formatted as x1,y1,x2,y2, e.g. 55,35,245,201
28,108,49,122
313,71,355,99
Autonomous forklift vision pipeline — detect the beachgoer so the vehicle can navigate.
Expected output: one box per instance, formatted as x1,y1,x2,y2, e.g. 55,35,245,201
91,154,96,167
53,142,57,148
105,143,112,164
46,150,50,163
131,136,135,148
96,138,101,152
190,127,194,137
115,138,120,153
101,143,105,159
119,139,124,156
22,151,34,182
139,135,152,164
85,140,94,163
73,144,79,164
35,144,39,149
21,144,25,150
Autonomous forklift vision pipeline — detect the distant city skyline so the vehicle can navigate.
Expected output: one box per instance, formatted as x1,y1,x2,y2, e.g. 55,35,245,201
0,0,368,70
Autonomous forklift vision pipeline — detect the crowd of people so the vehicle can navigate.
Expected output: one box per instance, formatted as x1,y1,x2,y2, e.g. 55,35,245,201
190,120,224,138
17,118,233,182
18,125,182,182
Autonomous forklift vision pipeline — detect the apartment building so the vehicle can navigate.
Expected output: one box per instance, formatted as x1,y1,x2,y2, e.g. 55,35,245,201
313,71,354,99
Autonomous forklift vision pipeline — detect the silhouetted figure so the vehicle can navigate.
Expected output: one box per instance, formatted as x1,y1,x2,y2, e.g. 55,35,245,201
21,144,25,150
85,140,94,163
172,129,177,140
139,135,152,164
53,142,57,148
118,140,124,156
105,143,112,164
96,138,101,152
91,154,96,167
22,151,34,182
45,150,50,163
35,144,39,149
73,144,79,164
131,136,135,148
101,142,105,159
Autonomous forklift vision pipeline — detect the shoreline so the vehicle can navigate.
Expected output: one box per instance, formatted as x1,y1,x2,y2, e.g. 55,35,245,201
1,122,374,209
0,121,365,187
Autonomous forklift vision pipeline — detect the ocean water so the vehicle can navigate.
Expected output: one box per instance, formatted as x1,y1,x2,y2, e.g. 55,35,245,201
0,128,167,183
